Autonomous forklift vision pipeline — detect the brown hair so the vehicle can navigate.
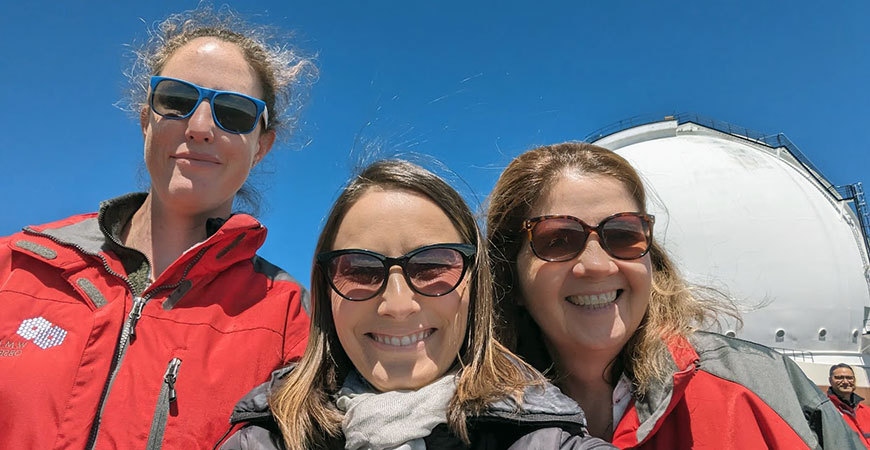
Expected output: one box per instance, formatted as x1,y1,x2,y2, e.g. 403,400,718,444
270,159,540,449
486,142,738,395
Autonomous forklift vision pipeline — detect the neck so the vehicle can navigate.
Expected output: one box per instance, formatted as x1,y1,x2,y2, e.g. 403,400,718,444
122,191,226,281
551,344,620,440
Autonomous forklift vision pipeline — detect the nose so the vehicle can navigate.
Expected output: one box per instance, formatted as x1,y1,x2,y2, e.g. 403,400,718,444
377,268,421,320
571,235,617,278
185,100,215,143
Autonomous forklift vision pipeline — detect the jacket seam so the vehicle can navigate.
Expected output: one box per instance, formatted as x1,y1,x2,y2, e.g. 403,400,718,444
281,288,306,362
52,315,104,449
0,288,91,305
134,314,284,336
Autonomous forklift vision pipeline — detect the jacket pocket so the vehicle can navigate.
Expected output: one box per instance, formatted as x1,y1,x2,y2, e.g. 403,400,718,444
146,357,182,450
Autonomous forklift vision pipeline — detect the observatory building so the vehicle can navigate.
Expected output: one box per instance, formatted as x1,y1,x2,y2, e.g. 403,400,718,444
586,114,870,391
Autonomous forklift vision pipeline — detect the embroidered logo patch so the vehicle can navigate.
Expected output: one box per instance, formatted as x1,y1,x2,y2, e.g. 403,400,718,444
16,317,68,349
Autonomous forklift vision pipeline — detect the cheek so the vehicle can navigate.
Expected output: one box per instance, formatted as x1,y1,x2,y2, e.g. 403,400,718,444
331,296,355,345
628,257,653,296
143,119,180,158
439,286,471,352
515,250,535,300
621,258,653,325
516,250,555,303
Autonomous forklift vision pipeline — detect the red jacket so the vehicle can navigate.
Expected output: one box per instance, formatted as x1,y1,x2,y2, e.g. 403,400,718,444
611,332,863,449
828,389,870,447
0,196,310,449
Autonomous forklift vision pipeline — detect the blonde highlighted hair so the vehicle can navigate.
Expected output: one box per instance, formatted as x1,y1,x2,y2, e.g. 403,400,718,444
486,142,738,394
270,159,541,449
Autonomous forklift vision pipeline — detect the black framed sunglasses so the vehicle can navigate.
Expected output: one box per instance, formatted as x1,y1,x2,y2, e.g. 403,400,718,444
522,212,654,262
316,243,476,301
149,76,268,134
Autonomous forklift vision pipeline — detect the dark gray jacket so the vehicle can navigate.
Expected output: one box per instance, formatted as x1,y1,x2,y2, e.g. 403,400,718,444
217,367,616,450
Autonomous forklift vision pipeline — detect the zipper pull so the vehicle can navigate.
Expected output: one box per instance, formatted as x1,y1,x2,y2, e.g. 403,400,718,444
128,297,146,338
164,358,182,403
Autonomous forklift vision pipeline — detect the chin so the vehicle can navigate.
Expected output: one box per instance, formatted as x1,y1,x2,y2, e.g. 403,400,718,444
367,364,442,392
161,186,232,216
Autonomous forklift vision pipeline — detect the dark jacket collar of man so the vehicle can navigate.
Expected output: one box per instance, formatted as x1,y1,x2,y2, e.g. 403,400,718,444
828,387,865,410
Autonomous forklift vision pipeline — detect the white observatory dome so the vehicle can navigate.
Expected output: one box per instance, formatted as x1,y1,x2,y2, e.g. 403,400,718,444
589,116,870,369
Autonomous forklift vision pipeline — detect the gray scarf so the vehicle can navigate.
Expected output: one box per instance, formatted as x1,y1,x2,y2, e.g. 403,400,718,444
335,371,457,450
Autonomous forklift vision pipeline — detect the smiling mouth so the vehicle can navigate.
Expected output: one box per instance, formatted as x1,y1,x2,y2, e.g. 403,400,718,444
565,290,622,309
171,155,220,165
367,329,434,347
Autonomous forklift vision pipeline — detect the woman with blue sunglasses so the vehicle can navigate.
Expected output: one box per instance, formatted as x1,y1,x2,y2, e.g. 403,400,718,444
218,159,615,450
0,6,315,449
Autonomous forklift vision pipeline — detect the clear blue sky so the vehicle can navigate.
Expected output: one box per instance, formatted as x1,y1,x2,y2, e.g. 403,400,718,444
1,1,867,287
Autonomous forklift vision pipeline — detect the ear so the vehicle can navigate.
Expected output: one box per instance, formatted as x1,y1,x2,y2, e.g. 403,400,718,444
139,105,150,139
253,129,276,167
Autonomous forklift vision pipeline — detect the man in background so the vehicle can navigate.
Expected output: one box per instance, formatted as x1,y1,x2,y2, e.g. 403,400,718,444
829,363,870,447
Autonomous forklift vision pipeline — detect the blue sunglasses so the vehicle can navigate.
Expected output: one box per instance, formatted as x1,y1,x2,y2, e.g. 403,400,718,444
149,76,269,134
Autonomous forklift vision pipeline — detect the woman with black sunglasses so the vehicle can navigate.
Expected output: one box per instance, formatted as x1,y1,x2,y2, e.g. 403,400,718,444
487,142,863,449
218,159,615,450
0,6,315,449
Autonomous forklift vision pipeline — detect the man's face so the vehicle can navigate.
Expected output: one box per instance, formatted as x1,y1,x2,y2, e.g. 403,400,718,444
830,367,856,398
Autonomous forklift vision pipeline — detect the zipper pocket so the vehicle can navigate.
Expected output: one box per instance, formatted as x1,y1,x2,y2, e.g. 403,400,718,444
146,358,182,450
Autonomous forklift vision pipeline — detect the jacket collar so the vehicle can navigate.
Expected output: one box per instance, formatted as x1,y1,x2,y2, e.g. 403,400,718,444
228,368,590,435
21,193,268,290
828,387,864,410
615,334,699,446
98,192,148,249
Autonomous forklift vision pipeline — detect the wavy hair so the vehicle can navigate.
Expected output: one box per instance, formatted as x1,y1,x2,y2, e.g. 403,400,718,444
270,159,541,449
121,4,318,215
486,142,739,395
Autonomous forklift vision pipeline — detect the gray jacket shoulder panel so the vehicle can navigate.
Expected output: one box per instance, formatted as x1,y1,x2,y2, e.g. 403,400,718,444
690,331,864,449
691,331,820,447
251,255,310,315
481,382,587,433
507,428,616,450
471,382,618,448
229,365,294,425
222,426,286,450
29,217,108,256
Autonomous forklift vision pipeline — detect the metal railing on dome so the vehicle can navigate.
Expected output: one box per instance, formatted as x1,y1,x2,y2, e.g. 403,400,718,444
773,347,816,363
584,113,870,259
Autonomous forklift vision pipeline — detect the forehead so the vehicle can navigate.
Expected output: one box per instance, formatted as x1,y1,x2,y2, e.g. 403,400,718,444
833,367,854,376
160,37,261,97
531,172,641,223
332,188,463,254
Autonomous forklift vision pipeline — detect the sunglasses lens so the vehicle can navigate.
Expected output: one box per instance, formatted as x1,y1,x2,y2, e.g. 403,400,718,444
213,93,260,133
601,215,650,259
152,79,199,118
530,218,588,261
327,253,385,300
406,247,467,296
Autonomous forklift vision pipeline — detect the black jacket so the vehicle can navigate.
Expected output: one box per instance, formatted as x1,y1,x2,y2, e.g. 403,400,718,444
217,367,616,450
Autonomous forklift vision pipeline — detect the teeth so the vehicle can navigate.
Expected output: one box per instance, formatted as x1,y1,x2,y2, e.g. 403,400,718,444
566,290,619,308
371,330,433,347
